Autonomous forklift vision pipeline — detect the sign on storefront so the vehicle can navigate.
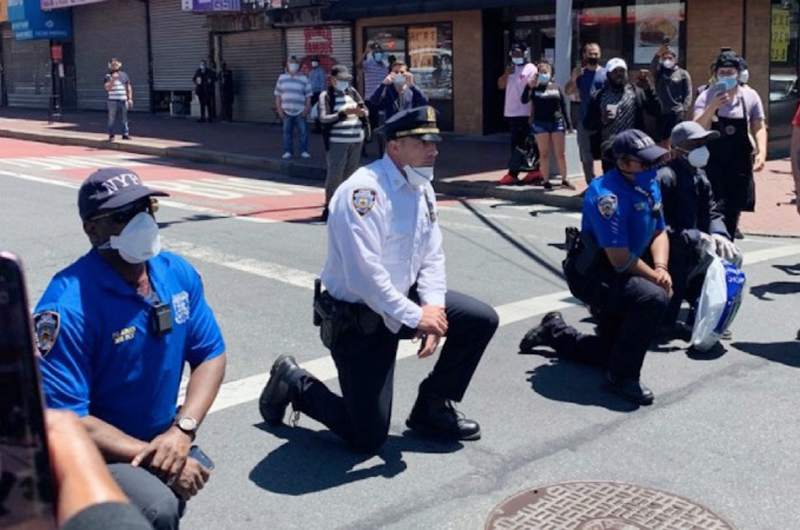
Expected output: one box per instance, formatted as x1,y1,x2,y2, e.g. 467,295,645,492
41,0,105,10
771,7,791,63
9,0,71,40
181,0,241,12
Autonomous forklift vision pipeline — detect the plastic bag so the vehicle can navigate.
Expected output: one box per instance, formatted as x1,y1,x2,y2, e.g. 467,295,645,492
690,252,746,351
309,102,319,121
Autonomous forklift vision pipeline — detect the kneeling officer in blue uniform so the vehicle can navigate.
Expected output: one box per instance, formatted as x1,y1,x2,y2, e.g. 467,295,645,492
520,130,672,405
258,106,499,453
35,169,227,530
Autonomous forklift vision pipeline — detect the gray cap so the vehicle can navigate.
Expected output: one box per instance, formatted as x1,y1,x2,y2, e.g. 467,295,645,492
331,64,352,80
670,121,720,147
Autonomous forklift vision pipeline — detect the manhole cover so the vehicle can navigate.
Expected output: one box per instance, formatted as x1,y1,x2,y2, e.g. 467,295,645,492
485,481,735,530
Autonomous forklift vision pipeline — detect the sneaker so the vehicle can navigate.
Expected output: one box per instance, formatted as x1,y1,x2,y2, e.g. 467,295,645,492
543,181,553,191
258,355,300,426
498,173,519,186
122,135,131,140
281,152,292,160
406,396,480,441
561,179,576,190
519,311,563,353
108,135,115,141
300,152,312,159
520,171,543,184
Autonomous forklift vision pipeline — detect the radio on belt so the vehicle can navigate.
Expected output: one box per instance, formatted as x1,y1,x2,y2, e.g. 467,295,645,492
152,302,173,337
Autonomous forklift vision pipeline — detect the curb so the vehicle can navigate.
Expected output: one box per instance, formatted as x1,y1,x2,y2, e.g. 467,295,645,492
434,179,583,210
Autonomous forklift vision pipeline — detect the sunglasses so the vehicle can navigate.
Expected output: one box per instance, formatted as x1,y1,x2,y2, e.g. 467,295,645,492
91,198,159,224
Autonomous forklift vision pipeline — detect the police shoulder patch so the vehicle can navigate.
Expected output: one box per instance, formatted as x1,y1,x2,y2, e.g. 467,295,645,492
352,188,377,217
597,194,618,219
33,311,60,356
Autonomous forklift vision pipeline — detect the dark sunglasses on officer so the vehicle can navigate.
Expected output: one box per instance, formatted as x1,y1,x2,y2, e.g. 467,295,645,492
90,198,159,225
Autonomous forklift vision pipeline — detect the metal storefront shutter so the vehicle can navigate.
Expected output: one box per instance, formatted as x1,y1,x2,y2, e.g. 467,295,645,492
219,29,283,122
2,31,52,109
73,0,150,111
285,25,353,70
150,0,208,91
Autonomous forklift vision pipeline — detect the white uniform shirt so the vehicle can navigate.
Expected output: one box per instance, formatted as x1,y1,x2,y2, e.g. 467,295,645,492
321,154,446,333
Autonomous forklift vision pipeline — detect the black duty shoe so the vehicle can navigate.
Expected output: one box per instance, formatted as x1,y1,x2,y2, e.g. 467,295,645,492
259,355,300,425
320,206,329,223
606,372,654,406
122,135,131,140
519,311,563,353
406,397,481,441
735,228,744,240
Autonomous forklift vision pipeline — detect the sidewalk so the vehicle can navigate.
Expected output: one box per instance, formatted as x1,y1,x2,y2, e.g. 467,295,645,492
0,107,797,237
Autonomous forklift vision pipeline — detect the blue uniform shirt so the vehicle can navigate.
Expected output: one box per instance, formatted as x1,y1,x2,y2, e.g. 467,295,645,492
582,168,665,260
35,250,225,442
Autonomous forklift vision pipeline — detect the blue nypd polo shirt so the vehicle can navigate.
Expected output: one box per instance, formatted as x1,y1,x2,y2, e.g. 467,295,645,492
582,168,665,260
35,250,225,442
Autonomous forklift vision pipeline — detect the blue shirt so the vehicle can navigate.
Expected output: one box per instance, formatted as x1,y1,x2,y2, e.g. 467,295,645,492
576,66,607,122
582,168,665,260
35,250,225,442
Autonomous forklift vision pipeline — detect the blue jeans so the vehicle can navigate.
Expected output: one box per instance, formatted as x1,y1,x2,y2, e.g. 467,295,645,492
107,100,129,137
282,114,308,155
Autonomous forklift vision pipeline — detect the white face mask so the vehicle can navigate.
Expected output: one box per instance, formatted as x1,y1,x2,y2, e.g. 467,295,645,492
739,69,749,84
393,73,406,86
662,59,675,69
311,61,319,68
403,165,434,187
288,63,299,73
335,80,349,91
101,211,161,264
687,146,710,168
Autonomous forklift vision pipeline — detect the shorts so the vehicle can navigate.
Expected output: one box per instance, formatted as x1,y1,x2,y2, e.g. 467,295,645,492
656,113,684,142
531,119,566,135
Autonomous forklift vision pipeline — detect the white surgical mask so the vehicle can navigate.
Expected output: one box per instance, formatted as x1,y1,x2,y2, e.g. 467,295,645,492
335,80,349,91
101,211,161,264
687,146,710,168
538,73,551,86
288,63,299,73
403,165,434,187
311,61,319,68
739,69,749,84
393,74,406,85
512,57,524,66
662,59,675,69
200,64,206,70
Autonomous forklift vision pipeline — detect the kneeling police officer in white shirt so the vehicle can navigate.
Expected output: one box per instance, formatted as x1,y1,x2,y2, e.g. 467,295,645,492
258,106,499,453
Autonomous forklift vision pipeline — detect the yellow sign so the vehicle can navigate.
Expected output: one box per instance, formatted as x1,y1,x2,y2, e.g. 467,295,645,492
0,0,8,24
771,7,791,63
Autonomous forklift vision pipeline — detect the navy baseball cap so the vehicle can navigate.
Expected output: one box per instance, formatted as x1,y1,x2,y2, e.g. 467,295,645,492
78,168,168,221
612,129,668,162
376,106,441,142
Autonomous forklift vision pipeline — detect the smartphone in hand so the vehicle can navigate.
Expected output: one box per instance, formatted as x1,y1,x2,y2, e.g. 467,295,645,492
0,252,57,529
189,445,215,471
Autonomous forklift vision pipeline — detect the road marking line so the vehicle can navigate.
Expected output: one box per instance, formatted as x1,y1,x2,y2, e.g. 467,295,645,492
199,241,800,415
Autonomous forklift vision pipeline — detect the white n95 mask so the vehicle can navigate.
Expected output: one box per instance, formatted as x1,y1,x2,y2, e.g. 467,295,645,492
102,211,161,264
687,146,710,169
403,165,434,187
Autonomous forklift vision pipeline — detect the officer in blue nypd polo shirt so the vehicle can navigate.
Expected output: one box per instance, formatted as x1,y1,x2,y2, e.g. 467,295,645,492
520,130,672,406
34,168,227,530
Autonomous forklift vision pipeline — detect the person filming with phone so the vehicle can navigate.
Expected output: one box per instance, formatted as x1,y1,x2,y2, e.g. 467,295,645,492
33,168,227,530
694,50,767,239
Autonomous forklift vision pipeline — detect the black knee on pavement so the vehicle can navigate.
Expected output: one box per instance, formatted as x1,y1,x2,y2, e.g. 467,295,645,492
345,430,388,454
143,494,181,530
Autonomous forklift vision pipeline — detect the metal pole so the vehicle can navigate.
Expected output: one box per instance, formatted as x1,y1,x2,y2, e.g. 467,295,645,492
555,0,573,86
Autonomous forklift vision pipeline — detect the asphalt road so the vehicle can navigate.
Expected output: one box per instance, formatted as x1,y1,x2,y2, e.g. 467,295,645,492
2,138,799,529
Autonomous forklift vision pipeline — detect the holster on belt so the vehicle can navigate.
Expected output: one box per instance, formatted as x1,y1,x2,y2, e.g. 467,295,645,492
562,227,614,305
313,283,384,350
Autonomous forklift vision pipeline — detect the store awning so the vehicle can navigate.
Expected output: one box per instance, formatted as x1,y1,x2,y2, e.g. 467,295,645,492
324,0,547,20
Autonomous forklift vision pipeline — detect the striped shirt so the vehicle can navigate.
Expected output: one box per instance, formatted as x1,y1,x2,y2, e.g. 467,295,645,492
274,73,312,117
104,71,130,101
319,89,365,144
363,59,387,99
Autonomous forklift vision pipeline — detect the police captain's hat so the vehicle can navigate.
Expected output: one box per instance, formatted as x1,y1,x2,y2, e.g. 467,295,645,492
670,121,720,147
612,129,668,162
377,106,441,142
78,168,168,221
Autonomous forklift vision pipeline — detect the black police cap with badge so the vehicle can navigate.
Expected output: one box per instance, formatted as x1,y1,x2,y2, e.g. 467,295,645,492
376,106,442,143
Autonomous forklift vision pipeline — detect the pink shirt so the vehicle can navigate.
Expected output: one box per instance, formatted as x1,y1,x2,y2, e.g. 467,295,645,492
504,63,538,118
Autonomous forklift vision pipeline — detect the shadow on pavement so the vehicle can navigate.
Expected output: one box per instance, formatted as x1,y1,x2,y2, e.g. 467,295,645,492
750,280,800,301
249,423,462,495
733,341,800,368
773,263,800,276
525,359,639,412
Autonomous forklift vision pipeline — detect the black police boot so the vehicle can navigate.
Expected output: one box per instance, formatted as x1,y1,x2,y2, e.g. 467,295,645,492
259,355,300,426
519,311,563,353
606,372,654,406
406,395,481,441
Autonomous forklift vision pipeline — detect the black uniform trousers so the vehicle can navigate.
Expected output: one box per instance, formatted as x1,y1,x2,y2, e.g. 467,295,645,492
552,274,669,379
663,235,707,329
197,90,215,121
290,290,498,453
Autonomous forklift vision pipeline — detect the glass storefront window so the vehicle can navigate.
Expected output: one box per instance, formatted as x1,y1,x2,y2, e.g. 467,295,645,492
573,6,623,67
408,24,453,101
769,0,800,148
364,26,407,65
629,0,685,67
